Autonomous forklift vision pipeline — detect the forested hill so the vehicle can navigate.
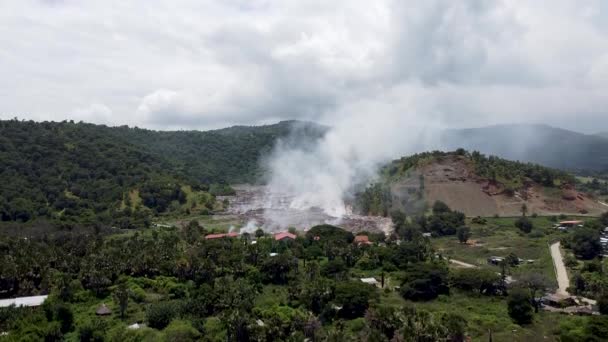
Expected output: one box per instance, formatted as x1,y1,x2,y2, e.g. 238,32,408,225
0,119,323,225
104,120,326,184
0,120,196,226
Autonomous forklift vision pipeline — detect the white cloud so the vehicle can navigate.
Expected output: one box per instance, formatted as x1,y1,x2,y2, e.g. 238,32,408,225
70,103,113,124
0,0,607,132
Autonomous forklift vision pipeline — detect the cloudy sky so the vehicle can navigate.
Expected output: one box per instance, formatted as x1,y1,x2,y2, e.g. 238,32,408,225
1,0,608,132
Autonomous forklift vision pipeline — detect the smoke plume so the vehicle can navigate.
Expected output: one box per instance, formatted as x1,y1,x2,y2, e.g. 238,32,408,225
264,90,444,220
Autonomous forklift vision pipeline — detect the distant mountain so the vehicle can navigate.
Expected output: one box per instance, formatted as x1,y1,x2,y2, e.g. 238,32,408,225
440,124,608,172
595,132,608,139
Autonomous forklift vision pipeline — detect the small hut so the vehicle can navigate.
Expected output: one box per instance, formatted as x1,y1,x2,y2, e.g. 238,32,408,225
96,303,112,316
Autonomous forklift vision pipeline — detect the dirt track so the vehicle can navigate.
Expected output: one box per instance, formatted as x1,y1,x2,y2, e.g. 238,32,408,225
550,242,570,297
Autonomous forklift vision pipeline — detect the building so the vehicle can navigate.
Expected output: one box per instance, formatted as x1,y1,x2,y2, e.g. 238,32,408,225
205,232,239,240
360,278,379,286
354,235,372,245
487,256,504,265
96,303,112,316
274,232,297,241
0,295,48,308
558,221,584,229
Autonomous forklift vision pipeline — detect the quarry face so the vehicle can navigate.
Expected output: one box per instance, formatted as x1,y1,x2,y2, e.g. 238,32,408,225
219,185,392,234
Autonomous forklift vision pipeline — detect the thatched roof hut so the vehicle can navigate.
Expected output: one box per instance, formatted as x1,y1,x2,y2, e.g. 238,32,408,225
95,303,112,316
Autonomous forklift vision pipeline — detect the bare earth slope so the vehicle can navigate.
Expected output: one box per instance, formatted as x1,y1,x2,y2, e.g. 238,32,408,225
413,155,604,217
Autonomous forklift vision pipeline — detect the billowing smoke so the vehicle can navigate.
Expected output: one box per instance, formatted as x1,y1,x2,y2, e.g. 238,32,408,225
264,89,444,222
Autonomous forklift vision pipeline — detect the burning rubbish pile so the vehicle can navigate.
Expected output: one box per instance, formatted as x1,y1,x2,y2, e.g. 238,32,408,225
218,185,392,234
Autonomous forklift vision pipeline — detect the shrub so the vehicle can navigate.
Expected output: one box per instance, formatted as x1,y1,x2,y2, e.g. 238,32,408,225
507,289,533,325
162,320,201,341
146,301,181,329
515,217,533,233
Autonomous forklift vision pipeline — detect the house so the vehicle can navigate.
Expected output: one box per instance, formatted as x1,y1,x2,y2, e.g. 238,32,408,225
274,232,297,241
487,256,504,265
360,278,379,286
354,235,372,245
541,293,577,308
205,232,239,240
559,221,584,229
0,295,48,308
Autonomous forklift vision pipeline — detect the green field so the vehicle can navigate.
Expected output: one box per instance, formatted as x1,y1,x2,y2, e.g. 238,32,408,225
432,216,569,287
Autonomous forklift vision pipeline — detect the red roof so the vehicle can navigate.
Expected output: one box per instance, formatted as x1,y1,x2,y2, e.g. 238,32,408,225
560,221,583,225
274,232,297,241
354,235,372,245
205,232,239,240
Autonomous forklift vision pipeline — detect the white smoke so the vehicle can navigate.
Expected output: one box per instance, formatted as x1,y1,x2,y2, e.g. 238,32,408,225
264,86,444,220
239,220,259,234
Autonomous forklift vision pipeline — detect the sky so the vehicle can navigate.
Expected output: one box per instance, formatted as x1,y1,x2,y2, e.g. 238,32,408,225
1,0,608,133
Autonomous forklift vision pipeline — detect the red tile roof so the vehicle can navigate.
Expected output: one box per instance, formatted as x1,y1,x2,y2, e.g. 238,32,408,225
205,232,239,240
274,232,297,241
354,235,372,245
560,221,583,225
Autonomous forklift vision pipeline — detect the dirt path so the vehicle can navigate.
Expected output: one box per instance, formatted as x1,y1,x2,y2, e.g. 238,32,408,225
449,259,477,268
549,242,570,297
599,201,608,207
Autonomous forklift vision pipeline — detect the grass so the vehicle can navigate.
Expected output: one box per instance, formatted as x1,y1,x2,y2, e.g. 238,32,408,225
379,290,577,342
433,217,564,287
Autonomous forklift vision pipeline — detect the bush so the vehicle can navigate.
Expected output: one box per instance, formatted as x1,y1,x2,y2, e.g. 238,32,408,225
515,217,533,233
146,301,181,329
570,228,602,260
162,320,201,341
507,289,533,325
598,295,608,315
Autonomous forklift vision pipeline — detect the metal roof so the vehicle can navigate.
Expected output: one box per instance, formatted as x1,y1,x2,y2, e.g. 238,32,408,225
0,295,48,308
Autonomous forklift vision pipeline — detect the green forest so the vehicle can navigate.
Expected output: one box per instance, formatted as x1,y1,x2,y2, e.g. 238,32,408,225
2,212,608,341
0,119,323,226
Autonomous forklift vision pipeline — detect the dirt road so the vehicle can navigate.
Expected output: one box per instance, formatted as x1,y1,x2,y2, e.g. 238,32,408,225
599,201,608,207
449,259,476,268
550,242,570,296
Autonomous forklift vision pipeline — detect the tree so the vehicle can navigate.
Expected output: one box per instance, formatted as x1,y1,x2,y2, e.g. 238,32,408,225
400,263,449,301
507,289,533,325
518,273,550,313
433,201,451,214
162,320,201,341
521,203,528,217
113,281,130,319
334,281,378,319
515,217,533,233
450,268,501,295
146,301,179,329
456,226,471,244
570,228,602,260
255,228,265,238
600,211,608,227
598,294,608,315
441,312,467,342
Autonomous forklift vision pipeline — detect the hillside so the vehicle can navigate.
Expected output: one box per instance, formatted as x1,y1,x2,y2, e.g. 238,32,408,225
0,119,325,225
440,124,608,172
357,150,606,217
595,131,608,139
104,120,326,184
